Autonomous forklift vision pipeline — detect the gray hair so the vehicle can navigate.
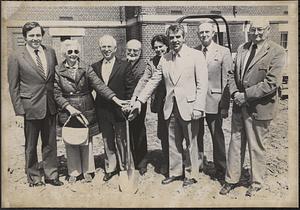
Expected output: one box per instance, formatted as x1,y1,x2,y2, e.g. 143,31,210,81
61,39,81,56
99,35,117,47
198,22,216,33
126,39,142,49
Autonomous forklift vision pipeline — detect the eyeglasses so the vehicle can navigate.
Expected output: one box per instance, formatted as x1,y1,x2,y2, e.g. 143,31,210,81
127,48,140,53
249,27,268,33
67,50,79,55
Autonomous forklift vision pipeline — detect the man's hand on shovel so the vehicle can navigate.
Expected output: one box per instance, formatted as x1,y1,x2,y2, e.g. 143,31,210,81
128,100,142,121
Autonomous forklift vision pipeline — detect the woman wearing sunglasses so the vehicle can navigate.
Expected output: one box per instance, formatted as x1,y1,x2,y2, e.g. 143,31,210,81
54,40,126,184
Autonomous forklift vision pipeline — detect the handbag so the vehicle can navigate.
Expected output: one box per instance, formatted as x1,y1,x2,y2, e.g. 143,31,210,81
62,113,89,145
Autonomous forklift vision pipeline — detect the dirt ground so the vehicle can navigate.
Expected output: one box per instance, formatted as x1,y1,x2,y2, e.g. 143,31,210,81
2,99,291,207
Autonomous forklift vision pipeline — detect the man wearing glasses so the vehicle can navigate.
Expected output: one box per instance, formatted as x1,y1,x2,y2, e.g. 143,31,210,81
219,20,286,197
125,39,148,175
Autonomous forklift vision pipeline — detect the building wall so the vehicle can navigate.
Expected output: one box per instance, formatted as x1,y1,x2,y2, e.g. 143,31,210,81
141,6,288,16
7,6,124,21
5,5,288,63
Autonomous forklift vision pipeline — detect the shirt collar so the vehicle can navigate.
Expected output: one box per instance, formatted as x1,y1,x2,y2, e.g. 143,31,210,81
65,60,79,69
26,44,43,54
103,56,116,64
172,44,188,58
205,41,215,51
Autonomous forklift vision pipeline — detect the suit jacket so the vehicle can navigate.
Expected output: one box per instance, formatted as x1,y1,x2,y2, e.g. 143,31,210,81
8,45,58,120
195,42,232,114
138,44,208,121
132,55,166,113
54,61,115,135
91,57,134,122
128,57,147,92
229,40,286,120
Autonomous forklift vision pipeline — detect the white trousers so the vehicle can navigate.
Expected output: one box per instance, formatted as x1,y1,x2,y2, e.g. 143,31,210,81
65,140,95,177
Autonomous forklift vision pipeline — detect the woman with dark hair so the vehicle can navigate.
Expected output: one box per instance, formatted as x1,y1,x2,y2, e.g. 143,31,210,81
130,34,169,175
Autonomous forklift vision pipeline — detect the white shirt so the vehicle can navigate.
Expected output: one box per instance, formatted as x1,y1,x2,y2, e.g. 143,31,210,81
102,56,116,85
26,45,48,75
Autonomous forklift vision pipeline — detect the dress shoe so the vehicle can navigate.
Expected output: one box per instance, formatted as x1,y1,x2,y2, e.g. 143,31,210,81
219,182,235,195
245,185,261,197
103,171,117,182
139,167,147,176
161,176,183,185
83,173,93,183
29,181,45,187
182,178,197,187
68,176,77,184
45,179,64,186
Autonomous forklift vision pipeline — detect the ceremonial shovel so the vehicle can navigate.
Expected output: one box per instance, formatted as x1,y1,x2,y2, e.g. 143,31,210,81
118,107,139,193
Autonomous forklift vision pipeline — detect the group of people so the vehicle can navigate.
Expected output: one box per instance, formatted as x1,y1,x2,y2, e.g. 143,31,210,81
8,19,285,197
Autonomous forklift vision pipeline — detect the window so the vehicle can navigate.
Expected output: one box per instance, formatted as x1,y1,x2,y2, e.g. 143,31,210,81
280,32,288,49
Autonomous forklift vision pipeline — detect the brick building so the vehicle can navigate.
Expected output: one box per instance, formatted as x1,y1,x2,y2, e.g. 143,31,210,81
4,3,289,65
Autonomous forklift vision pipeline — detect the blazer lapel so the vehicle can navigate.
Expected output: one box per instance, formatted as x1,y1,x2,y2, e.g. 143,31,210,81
107,58,120,84
246,41,270,73
43,46,52,81
23,49,46,80
239,42,251,79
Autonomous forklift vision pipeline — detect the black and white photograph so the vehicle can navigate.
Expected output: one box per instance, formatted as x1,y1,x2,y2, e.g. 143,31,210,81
1,1,298,208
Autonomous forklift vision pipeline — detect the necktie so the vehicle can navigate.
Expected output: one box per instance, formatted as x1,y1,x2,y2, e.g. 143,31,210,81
244,44,257,72
34,49,46,79
203,47,208,58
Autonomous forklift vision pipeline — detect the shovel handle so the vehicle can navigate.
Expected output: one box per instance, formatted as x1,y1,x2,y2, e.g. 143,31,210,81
125,119,131,169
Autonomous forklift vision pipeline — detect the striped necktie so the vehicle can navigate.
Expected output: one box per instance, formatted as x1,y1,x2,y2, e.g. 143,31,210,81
34,49,46,79
203,47,208,58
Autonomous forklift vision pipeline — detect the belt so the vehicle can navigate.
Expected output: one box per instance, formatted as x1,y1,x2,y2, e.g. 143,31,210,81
63,91,90,97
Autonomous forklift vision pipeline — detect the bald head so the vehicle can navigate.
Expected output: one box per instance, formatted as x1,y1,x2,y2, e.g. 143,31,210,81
250,19,270,29
126,39,142,62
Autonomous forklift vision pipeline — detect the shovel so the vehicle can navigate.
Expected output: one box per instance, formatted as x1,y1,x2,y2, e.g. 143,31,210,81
118,112,139,194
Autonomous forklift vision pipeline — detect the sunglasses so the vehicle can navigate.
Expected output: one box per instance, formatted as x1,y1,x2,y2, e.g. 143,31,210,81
127,48,140,53
67,50,79,55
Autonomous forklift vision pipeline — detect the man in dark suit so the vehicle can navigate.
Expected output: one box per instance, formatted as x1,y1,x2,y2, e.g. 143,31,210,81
91,35,135,182
219,20,286,197
195,22,232,181
8,22,63,187
126,39,148,175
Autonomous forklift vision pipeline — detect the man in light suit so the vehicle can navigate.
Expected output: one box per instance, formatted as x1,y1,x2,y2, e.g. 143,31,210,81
130,24,208,187
195,22,232,181
219,20,286,197
91,35,135,182
8,22,63,187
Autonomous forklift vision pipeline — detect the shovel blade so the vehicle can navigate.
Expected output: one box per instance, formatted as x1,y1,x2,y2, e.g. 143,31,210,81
118,170,139,194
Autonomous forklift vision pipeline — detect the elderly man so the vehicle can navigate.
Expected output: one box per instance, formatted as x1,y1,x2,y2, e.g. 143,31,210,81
8,22,63,187
130,24,208,186
219,20,286,196
126,39,148,175
195,22,232,181
91,35,135,182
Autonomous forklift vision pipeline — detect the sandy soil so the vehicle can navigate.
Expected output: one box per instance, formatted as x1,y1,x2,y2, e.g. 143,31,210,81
2,99,290,207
